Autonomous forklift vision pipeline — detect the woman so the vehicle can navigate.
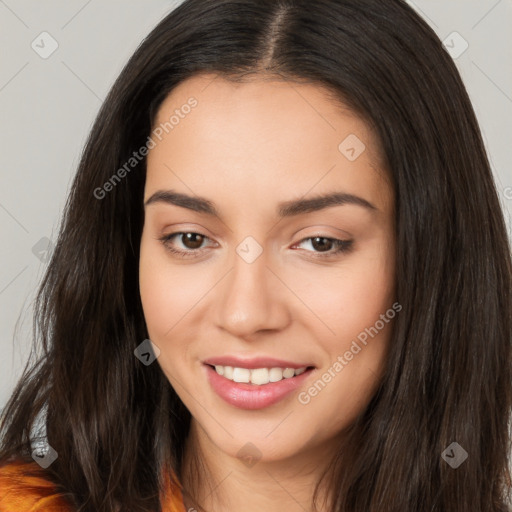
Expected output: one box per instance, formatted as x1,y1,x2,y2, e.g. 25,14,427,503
1,0,511,511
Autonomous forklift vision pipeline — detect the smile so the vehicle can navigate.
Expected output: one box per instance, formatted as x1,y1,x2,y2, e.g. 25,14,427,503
203,363,316,410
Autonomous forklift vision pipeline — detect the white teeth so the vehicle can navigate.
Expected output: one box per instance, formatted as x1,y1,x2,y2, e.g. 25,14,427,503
211,365,309,385
282,368,295,378
233,367,250,383
223,366,234,379
250,368,269,385
269,367,283,382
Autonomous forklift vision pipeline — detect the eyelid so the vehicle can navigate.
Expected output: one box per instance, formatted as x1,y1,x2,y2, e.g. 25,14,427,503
292,224,354,240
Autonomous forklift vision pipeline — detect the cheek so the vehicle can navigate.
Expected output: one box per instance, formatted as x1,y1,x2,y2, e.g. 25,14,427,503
301,242,395,428
139,239,203,385
139,236,200,341
290,239,395,342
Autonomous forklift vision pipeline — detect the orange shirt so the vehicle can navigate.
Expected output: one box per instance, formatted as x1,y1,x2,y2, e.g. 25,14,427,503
0,459,186,512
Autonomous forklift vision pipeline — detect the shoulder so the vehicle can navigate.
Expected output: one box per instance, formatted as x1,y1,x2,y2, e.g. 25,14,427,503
0,458,74,511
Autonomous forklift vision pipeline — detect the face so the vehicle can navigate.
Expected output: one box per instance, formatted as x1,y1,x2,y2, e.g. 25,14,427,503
139,73,396,463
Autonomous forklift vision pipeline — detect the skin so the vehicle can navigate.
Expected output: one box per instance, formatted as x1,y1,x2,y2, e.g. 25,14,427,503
139,73,396,512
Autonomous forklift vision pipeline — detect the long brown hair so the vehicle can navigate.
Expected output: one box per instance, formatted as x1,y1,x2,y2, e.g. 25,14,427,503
1,0,511,510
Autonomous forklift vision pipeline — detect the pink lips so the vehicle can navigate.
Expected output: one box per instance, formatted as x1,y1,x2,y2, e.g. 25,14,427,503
203,356,315,410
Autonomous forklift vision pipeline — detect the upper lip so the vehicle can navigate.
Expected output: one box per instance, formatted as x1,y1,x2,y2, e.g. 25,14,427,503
203,356,314,370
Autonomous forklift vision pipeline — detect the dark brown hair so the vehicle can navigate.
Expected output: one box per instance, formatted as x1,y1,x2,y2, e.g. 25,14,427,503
1,0,511,510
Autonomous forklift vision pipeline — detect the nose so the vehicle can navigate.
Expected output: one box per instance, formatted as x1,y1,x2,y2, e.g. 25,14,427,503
213,246,291,339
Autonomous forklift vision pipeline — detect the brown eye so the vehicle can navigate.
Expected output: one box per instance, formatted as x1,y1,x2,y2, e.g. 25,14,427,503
180,232,205,249
293,236,354,258
310,237,335,252
159,231,214,259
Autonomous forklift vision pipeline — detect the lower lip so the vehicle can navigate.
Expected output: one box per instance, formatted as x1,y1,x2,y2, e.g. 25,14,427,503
204,364,314,410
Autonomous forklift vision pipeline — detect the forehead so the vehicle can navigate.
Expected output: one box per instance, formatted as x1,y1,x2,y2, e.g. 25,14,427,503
146,73,393,214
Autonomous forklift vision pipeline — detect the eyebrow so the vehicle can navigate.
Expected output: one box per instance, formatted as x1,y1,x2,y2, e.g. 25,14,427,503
144,189,377,217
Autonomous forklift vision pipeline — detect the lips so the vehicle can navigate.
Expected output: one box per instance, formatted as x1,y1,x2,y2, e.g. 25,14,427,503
202,355,316,410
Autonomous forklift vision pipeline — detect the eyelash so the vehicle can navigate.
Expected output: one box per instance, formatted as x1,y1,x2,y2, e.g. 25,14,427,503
158,232,354,260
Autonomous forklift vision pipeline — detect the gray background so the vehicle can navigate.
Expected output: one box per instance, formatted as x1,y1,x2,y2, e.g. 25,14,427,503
1,1,511,416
